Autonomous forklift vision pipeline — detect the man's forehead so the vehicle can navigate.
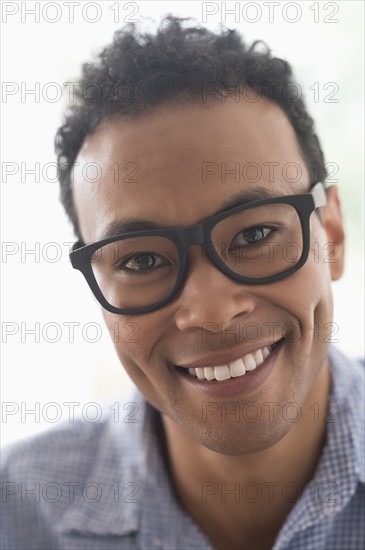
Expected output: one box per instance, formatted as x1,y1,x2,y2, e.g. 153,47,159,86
73,98,309,242
75,96,301,165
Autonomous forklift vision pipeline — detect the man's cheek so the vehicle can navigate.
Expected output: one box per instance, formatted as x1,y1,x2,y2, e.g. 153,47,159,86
296,257,335,349
102,311,153,365
309,221,334,276
101,312,136,354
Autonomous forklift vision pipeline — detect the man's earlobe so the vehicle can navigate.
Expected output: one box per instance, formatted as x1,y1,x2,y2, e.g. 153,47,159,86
321,185,345,281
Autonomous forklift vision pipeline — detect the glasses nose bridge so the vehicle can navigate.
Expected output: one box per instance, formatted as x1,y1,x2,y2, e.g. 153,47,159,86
179,222,208,250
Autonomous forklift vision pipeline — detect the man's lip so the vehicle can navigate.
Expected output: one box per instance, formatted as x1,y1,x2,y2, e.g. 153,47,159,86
176,338,284,370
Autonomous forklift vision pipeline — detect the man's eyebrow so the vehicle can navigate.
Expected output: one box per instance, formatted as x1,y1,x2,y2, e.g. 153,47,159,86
215,187,281,214
98,219,165,241
98,187,282,241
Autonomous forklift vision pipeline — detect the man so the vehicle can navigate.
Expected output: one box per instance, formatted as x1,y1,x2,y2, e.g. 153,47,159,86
1,16,364,550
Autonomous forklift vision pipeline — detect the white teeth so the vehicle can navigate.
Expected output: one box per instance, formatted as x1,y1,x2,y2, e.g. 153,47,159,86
196,368,205,380
186,344,275,381
254,349,264,366
244,353,257,371
214,365,231,381
204,367,215,380
229,358,246,377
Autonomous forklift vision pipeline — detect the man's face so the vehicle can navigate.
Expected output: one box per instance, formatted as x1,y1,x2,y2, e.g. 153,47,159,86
73,97,344,455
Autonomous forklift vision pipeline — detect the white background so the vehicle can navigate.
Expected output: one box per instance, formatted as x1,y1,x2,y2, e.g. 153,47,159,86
1,0,364,446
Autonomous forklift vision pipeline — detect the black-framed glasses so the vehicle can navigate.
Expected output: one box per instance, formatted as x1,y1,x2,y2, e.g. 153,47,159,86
70,182,327,315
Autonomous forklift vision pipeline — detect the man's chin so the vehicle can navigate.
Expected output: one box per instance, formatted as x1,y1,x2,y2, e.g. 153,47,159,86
180,415,292,456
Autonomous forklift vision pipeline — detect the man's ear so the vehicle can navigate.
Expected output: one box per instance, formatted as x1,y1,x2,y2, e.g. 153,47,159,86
321,185,345,281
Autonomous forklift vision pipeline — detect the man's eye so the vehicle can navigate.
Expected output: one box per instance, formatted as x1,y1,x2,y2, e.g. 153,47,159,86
119,253,167,272
231,227,272,247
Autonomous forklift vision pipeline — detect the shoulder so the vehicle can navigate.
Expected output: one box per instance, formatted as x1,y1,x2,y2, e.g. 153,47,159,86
1,392,147,549
328,345,364,387
1,392,145,477
1,398,146,485
2,413,106,480
326,345,365,480
327,345,364,424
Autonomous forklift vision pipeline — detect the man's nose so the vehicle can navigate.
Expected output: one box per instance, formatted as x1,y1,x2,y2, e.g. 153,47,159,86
172,246,256,332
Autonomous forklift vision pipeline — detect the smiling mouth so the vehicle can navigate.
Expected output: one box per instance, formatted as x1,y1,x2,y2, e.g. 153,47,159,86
176,338,284,382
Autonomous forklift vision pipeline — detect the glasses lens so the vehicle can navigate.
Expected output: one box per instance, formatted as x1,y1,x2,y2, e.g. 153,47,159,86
211,203,303,278
91,236,179,310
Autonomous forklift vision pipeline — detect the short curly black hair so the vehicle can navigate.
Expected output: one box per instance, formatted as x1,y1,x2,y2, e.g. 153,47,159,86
55,15,327,239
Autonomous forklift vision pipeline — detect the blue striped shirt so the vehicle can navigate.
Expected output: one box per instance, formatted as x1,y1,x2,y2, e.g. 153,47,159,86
1,346,364,549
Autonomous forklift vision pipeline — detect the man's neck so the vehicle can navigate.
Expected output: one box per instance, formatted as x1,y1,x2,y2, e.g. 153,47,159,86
161,358,331,550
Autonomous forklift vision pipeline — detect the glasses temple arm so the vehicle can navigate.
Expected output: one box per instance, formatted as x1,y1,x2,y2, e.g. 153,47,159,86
312,181,327,209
